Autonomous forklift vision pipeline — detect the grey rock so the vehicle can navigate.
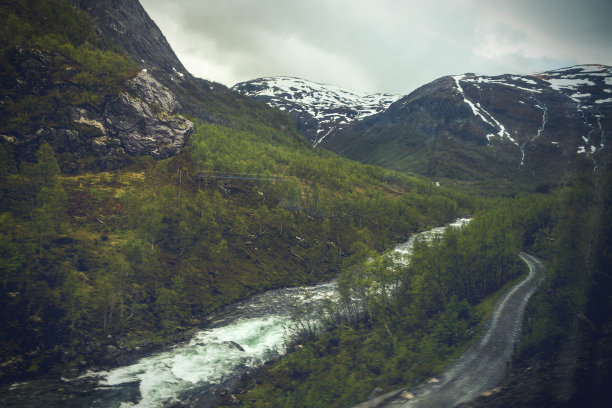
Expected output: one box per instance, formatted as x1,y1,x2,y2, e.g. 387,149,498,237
3,51,193,162
225,341,246,352
105,72,194,158
127,71,180,113
367,387,384,400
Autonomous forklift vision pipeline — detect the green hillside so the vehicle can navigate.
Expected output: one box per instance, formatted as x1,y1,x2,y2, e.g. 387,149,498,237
0,0,473,382
236,159,612,408
1,2,610,407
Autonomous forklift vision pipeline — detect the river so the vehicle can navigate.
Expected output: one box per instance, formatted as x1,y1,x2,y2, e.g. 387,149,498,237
0,218,470,408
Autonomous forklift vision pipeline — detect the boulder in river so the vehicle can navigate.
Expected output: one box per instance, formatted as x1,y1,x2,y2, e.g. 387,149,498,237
226,341,246,352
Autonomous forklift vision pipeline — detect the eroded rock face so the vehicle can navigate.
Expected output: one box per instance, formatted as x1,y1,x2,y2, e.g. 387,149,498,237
104,71,194,158
5,66,194,163
126,71,180,113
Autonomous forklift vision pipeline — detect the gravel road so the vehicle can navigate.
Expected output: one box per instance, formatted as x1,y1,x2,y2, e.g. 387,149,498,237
355,252,545,408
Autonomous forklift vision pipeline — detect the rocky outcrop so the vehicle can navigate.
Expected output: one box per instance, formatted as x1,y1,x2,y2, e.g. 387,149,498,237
103,71,194,158
2,60,194,163
74,0,230,125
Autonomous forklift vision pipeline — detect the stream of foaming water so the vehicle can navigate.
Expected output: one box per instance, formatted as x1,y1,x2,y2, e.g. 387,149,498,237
1,218,469,408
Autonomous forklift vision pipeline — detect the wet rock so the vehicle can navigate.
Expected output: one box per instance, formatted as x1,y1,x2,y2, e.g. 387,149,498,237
226,341,246,352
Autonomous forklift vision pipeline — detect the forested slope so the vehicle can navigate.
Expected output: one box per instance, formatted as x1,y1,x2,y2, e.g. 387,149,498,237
2,3,610,406
0,0,473,382
235,157,612,408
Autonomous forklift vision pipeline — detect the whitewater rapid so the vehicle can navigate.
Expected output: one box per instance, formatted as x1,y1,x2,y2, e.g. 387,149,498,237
1,218,469,408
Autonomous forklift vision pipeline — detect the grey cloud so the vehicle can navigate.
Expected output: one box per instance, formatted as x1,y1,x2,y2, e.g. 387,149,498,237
140,0,612,94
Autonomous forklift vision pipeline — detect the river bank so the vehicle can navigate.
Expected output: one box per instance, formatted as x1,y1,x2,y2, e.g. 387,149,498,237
0,219,470,408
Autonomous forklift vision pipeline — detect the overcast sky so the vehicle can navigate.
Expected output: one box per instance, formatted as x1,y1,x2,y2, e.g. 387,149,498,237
140,0,612,95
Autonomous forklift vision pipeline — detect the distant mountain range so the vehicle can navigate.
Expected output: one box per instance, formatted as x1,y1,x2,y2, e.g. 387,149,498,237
234,66,612,192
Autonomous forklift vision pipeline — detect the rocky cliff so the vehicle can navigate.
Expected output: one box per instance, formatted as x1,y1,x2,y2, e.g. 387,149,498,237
81,70,194,159
0,0,199,166
74,0,254,125
1,0,299,167
73,0,188,79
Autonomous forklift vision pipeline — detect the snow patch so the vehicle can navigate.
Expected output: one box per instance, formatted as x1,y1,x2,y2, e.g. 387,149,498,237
469,76,541,92
172,67,185,78
547,78,596,91
595,98,612,104
577,65,609,73
570,92,591,99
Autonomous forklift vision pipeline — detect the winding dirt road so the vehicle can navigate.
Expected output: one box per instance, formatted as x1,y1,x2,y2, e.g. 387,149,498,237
355,253,545,408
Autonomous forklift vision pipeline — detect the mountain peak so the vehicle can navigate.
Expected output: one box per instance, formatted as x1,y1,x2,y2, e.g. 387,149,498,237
310,65,612,191
232,76,401,146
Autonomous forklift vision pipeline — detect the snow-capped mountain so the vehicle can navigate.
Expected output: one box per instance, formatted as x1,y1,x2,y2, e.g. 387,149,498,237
231,77,401,146
320,64,612,190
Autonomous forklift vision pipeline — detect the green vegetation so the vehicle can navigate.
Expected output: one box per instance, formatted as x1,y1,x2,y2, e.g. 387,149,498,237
235,193,557,407
0,106,472,381
0,0,475,383
2,2,610,405
322,118,570,197
0,0,139,136
234,157,612,407
517,159,612,364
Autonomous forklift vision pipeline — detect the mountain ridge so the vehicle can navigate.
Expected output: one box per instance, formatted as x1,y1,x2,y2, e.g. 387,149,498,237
232,76,401,146
236,64,611,192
